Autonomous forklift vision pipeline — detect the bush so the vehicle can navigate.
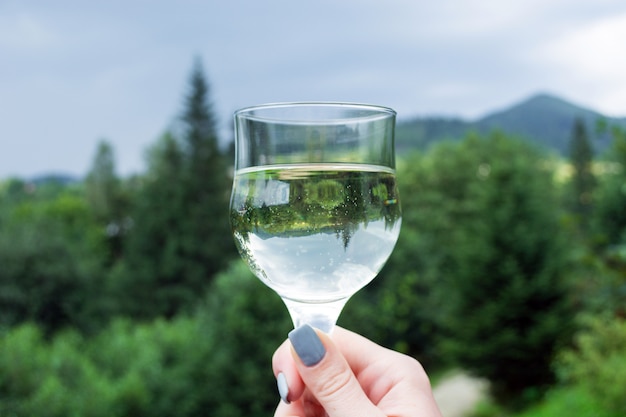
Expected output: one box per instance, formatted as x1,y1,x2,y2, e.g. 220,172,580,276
86,317,202,417
0,260,292,417
0,191,108,335
196,260,292,416
556,314,626,416
515,385,619,417
0,324,122,417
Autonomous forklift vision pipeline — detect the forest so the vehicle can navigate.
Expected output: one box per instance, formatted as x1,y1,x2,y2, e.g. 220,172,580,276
1,60,625,417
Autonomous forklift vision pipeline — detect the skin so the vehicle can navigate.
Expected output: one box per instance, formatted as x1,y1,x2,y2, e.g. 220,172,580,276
272,326,443,417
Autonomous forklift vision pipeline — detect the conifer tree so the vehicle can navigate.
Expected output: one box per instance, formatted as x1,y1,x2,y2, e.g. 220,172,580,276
177,58,235,290
119,132,187,317
85,140,128,261
119,59,235,318
568,117,596,231
593,126,626,245
86,141,119,221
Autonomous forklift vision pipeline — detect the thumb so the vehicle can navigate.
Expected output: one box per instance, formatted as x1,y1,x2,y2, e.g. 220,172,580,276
288,325,384,417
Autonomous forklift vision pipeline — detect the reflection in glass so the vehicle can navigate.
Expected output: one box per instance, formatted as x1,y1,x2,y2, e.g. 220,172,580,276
230,163,401,303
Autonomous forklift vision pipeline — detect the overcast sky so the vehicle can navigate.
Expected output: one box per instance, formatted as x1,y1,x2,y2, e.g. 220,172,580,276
2,0,626,179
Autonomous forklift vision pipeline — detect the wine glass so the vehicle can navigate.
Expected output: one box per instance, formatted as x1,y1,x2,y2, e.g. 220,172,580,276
229,102,401,333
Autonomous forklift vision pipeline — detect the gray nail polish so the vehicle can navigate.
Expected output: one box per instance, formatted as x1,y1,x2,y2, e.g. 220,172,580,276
277,372,290,404
288,324,326,367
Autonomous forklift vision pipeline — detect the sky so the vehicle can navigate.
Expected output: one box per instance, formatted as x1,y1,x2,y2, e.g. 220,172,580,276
2,0,626,179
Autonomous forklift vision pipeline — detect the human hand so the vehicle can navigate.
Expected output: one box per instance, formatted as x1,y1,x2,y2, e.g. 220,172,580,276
272,325,443,417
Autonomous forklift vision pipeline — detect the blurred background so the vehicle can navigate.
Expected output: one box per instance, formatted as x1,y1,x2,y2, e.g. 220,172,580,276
1,1,625,416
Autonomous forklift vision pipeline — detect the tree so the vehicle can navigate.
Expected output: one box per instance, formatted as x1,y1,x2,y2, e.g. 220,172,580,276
177,57,236,289
0,188,106,335
85,140,120,221
556,315,626,416
450,134,574,404
567,117,596,231
415,133,573,405
193,261,291,417
593,126,626,246
85,140,129,263
116,132,188,318
0,261,289,417
118,59,236,318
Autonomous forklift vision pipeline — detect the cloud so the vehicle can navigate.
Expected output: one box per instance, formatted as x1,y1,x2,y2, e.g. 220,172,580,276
541,13,626,78
2,1,626,178
0,13,61,49
530,12,626,115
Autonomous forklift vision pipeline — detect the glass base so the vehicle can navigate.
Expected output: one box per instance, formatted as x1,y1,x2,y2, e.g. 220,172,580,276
281,297,349,334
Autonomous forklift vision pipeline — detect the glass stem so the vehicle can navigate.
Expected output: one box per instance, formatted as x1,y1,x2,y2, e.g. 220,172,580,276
281,297,349,334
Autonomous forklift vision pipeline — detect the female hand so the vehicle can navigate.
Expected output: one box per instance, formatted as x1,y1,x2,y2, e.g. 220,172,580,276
272,325,443,417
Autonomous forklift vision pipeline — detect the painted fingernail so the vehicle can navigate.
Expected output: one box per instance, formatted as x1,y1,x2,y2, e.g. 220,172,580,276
277,372,290,404
288,324,326,367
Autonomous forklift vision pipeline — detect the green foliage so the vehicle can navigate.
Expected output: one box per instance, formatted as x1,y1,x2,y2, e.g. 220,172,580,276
86,317,206,417
518,385,619,417
438,133,574,404
0,187,107,334
478,316,626,417
116,60,236,319
566,117,596,230
0,260,290,417
178,58,234,279
196,260,292,416
0,320,197,417
471,384,619,417
593,126,626,246
114,132,190,318
373,132,574,403
555,315,626,415
85,140,125,222
85,140,130,263
0,324,129,417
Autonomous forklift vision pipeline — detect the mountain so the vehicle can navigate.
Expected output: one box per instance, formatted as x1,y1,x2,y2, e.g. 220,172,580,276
396,93,626,155
30,173,80,186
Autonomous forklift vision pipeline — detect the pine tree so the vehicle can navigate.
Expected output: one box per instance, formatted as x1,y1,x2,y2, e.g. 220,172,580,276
177,58,235,289
593,126,626,246
119,59,236,318
568,117,596,231
119,132,187,317
85,140,128,262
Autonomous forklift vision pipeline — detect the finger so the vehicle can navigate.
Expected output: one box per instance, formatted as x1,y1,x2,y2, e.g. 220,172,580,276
332,327,435,402
272,338,305,403
288,324,386,417
273,393,325,417
272,326,390,406
332,327,441,416
273,397,302,417
331,327,441,414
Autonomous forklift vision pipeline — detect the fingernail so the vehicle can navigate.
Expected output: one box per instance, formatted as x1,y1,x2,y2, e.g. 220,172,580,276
288,324,326,367
277,372,290,404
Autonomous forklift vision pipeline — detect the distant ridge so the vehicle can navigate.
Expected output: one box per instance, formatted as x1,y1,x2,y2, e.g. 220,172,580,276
396,93,626,155
30,173,80,185
5,94,625,182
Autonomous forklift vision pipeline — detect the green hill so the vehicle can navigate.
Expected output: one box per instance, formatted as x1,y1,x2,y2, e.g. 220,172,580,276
396,93,626,155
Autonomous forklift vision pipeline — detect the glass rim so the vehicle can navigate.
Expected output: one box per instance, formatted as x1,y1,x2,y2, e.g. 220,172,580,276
234,101,396,124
